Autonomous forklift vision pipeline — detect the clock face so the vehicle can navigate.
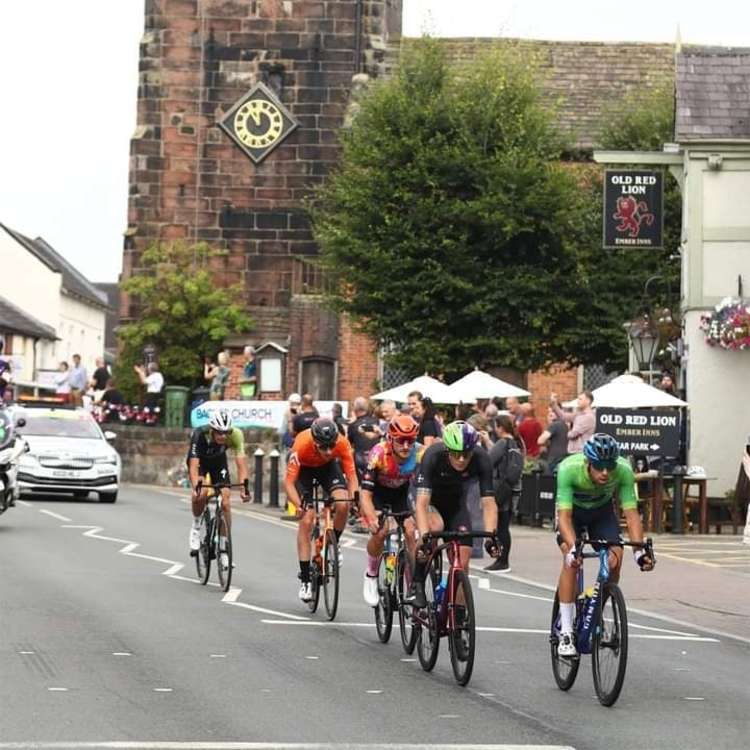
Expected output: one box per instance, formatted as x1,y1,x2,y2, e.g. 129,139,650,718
233,99,284,149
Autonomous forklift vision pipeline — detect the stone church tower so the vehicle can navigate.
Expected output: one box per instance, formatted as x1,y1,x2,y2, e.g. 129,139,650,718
122,0,403,401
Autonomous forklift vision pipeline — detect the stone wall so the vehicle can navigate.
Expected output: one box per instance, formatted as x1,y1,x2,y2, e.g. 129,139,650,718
113,423,282,486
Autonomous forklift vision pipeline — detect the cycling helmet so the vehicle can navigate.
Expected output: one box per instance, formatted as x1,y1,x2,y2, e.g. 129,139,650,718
311,418,339,449
208,408,233,432
583,433,620,465
442,420,478,452
387,414,419,442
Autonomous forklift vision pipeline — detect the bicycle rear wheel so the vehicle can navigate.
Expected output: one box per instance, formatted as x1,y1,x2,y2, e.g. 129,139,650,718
448,570,476,686
216,512,233,593
592,583,628,707
374,553,393,643
397,550,418,654
417,567,440,672
322,529,340,621
550,590,580,690
196,511,211,585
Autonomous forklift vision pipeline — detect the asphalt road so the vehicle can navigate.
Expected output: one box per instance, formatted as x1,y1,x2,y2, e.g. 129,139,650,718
0,485,747,750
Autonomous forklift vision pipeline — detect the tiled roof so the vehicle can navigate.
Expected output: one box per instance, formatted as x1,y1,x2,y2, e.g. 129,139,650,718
676,47,750,140
399,38,677,150
0,223,108,309
0,295,57,340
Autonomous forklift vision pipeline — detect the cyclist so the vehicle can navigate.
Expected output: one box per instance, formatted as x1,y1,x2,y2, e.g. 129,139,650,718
358,415,423,606
410,421,499,607
187,409,250,568
555,433,655,657
285,417,358,602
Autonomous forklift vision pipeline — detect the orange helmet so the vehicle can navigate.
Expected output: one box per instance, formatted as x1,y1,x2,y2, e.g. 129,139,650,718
387,414,419,442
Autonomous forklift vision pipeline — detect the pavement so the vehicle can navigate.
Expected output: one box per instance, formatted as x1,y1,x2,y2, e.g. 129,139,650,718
0,483,747,750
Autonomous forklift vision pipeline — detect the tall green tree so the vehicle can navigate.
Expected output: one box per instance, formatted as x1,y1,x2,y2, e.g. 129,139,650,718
115,242,253,400
313,40,596,376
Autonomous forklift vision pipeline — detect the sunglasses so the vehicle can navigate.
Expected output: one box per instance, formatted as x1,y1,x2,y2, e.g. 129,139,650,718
212,428,231,436
590,459,616,472
448,449,472,460
392,437,416,447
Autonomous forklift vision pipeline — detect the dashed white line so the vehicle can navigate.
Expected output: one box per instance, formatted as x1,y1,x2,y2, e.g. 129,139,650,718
18,650,35,655
153,688,173,693
112,652,132,657
366,690,383,694
304,655,320,660
209,654,227,658
39,509,72,522
47,687,68,692
683,696,705,701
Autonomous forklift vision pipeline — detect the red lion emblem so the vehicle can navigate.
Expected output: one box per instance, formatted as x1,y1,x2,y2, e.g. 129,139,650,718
613,196,654,238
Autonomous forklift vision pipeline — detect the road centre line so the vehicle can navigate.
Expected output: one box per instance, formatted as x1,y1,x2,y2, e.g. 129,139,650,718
39,509,72,522
0,743,578,749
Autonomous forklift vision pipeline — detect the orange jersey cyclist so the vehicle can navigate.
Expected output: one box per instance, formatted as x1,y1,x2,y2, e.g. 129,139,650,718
410,421,500,608
358,415,424,607
285,418,358,602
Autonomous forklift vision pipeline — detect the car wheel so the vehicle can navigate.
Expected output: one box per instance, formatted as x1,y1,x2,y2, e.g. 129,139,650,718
99,492,117,503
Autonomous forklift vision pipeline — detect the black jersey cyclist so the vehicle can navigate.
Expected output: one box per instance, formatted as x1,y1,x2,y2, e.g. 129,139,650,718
187,409,250,564
410,421,499,607
555,433,654,657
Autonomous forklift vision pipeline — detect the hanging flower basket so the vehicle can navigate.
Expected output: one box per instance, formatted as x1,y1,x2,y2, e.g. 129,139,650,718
699,297,750,350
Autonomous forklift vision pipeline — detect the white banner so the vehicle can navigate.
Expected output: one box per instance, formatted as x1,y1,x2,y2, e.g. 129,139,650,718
190,400,348,430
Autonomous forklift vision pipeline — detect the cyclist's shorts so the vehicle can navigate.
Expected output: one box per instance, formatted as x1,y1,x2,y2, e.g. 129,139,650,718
295,461,347,500
195,456,230,488
555,503,622,550
372,484,410,515
431,497,473,548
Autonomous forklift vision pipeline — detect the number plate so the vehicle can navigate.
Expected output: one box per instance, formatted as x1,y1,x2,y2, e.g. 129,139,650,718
52,469,80,479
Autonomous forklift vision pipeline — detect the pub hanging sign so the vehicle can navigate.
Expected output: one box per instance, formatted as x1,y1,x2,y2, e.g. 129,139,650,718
603,170,663,249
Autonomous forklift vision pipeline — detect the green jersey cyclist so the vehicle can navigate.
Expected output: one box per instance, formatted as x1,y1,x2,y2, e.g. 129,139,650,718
187,409,250,567
555,433,654,657
410,421,500,607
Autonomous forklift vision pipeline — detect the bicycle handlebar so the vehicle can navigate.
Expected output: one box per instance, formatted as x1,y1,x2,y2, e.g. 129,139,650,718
377,508,414,529
423,530,497,542
195,479,250,496
574,536,654,557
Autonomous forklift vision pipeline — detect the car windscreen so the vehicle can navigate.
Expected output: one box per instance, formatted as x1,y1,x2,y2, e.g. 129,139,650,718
22,414,101,439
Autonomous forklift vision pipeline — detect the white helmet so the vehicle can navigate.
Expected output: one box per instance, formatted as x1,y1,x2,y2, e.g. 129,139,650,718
208,408,233,432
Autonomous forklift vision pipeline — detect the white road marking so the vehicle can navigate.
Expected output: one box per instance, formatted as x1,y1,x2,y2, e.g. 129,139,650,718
400,658,416,662
47,687,68,692
39,509,72,522
0,743,578,749
153,688,173,693
366,690,383,694
304,655,319,660
18,651,35,655
120,543,139,554
126,551,180,565
112,652,132,657
221,587,242,603
478,693,495,698
163,563,183,576
16,499,31,507
683,697,705,701
227,601,309,621
438,714,460,719
209,654,226,658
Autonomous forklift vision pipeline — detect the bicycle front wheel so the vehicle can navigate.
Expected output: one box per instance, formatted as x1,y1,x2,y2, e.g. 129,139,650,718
196,512,211,586
322,529,340,621
308,531,321,614
417,567,440,672
550,590,580,691
374,554,393,643
397,550,418,654
592,583,628,707
448,570,476,686
216,513,233,593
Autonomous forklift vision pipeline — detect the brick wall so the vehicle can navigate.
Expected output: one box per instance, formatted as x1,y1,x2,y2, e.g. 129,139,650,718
338,313,379,403
527,364,579,427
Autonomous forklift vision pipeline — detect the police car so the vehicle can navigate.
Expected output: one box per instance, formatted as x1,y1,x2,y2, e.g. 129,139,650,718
15,401,121,503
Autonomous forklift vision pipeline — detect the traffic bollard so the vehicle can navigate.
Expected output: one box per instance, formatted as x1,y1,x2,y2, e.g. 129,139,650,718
268,449,280,508
254,448,264,504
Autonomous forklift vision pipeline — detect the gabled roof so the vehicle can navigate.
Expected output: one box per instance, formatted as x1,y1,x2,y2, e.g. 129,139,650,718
0,295,57,340
0,222,109,309
676,46,750,140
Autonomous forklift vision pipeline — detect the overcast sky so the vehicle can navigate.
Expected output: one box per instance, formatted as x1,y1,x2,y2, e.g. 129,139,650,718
1,1,749,283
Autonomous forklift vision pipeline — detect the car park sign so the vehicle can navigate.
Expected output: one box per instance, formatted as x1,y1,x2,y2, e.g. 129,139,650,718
595,408,681,457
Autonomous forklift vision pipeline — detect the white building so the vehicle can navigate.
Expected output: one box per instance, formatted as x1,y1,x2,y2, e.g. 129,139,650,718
0,222,109,384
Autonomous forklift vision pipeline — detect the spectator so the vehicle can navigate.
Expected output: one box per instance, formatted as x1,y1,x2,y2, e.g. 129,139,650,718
68,353,88,407
292,393,319,436
331,402,348,436
406,390,422,415
347,396,380,480
205,351,231,400
468,413,491,449
518,402,543,458
505,396,524,425
134,361,164,410
487,414,525,573
281,393,302,452
89,357,110,401
377,399,397,434
100,378,125,407
658,372,676,396
551,389,595,454
413,395,441,447
537,406,568,473
54,361,71,402
484,402,499,420
0,340,11,402
241,345,257,399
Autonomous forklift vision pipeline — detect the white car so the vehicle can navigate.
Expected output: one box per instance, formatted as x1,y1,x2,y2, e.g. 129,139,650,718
16,405,121,503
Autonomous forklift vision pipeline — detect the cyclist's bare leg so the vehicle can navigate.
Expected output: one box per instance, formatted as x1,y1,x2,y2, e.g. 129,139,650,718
331,488,349,535
366,518,389,558
558,542,578,603
192,487,209,519
220,487,231,532
608,546,624,584
297,507,316,561
403,517,417,565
